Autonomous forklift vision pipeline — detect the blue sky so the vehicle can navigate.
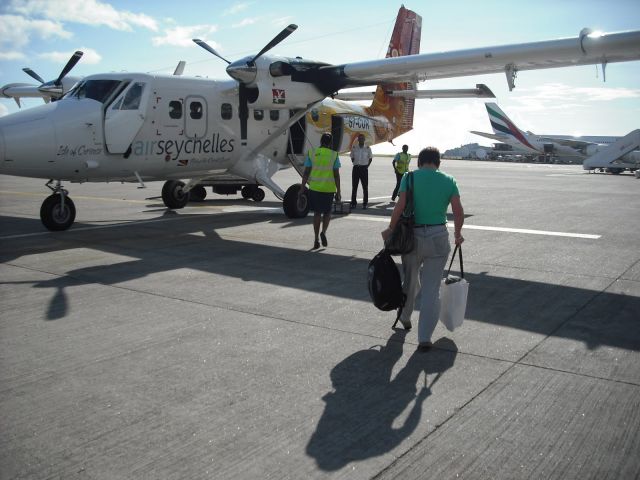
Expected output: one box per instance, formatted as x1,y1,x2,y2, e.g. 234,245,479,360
1,0,639,154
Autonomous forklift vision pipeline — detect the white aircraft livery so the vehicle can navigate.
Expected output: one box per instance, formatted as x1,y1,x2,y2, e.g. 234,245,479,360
471,102,640,173
1,6,640,230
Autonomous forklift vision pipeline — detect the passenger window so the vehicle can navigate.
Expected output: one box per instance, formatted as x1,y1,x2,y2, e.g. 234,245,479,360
270,110,280,121
169,100,182,119
121,82,145,110
190,101,203,119
254,109,264,121
221,103,232,120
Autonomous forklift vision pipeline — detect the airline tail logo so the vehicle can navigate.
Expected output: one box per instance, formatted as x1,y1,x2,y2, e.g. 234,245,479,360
485,103,537,151
366,6,421,143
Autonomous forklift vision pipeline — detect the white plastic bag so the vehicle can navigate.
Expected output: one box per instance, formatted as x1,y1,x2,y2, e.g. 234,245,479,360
439,276,468,331
439,245,468,331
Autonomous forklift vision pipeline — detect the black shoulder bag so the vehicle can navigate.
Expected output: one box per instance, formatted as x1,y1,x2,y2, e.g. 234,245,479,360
385,172,415,255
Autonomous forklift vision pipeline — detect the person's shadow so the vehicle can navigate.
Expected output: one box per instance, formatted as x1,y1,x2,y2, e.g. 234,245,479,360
306,333,458,471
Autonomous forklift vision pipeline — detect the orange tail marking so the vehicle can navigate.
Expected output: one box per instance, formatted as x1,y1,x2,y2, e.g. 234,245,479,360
366,6,422,143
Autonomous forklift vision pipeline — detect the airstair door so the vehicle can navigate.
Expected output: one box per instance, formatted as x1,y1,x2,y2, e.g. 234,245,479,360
583,129,640,169
104,81,148,154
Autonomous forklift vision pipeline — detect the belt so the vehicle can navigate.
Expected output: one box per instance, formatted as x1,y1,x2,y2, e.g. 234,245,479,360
414,223,446,227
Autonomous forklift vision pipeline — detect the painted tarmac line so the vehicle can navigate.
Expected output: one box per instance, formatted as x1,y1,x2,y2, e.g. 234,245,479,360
0,204,600,240
346,214,601,239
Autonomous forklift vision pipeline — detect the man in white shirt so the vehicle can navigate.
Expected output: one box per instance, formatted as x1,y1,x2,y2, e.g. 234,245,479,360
350,134,373,209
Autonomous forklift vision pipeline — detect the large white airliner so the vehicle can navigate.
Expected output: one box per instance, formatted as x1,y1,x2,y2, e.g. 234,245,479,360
471,102,640,173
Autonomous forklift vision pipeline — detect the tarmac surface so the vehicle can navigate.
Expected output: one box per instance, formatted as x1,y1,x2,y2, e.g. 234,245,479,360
1,159,639,479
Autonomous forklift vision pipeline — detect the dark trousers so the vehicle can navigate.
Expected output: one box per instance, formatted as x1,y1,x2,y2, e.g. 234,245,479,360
392,171,403,200
351,165,369,206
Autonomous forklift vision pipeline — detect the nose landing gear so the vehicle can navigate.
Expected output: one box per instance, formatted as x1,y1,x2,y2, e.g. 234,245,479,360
40,180,76,231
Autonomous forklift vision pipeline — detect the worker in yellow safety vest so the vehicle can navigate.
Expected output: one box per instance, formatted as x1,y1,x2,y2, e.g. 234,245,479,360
299,133,342,250
392,144,411,201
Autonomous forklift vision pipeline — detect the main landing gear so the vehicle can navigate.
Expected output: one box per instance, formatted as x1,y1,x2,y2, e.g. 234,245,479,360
160,180,268,209
40,180,76,231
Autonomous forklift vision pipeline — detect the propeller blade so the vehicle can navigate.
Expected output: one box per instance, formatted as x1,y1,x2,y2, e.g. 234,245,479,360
22,68,45,84
193,39,231,64
55,51,83,85
249,24,297,64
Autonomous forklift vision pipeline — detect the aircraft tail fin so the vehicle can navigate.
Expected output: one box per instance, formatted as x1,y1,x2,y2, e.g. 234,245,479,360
484,103,537,150
366,6,421,142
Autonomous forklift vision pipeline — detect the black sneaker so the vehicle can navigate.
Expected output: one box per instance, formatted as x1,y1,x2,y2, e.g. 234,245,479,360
312,240,320,250
320,232,327,247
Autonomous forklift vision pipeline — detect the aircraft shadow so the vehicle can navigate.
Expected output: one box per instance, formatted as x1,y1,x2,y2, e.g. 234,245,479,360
306,334,458,471
0,211,637,351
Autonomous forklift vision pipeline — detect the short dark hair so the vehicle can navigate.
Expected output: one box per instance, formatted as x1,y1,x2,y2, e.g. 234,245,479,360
417,147,440,167
320,133,332,147
402,144,408,151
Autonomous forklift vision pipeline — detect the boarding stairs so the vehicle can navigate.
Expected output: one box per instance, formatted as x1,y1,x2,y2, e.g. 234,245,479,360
583,129,640,170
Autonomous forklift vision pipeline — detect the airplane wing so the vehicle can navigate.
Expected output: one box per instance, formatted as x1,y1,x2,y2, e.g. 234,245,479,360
317,29,640,91
470,130,509,142
541,137,592,149
334,84,495,101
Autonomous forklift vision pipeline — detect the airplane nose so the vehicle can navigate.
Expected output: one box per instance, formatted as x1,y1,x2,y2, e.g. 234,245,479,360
0,107,57,176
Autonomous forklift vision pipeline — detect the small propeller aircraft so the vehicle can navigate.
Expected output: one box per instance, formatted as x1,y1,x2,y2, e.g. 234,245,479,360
1,6,639,231
0,51,84,107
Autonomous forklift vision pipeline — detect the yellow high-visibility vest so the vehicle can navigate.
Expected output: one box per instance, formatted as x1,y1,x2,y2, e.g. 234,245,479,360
309,147,338,193
395,152,410,174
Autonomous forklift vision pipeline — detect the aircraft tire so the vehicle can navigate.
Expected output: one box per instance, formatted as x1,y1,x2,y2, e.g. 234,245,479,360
40,194,76,231
190,185,207,202
607,168,623,175
241,186,252,199
162,180,190,209
252,188,265,202
283,184,309,218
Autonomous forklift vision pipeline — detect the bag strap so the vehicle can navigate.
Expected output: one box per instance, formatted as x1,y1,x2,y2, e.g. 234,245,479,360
445,244,464,278
403,171,414,218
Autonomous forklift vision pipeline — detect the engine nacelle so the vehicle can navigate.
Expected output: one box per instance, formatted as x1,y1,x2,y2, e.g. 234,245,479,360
248,55,325,110
250,78,324,110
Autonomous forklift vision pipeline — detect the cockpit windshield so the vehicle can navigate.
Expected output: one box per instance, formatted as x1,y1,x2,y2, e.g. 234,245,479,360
63,80,123,104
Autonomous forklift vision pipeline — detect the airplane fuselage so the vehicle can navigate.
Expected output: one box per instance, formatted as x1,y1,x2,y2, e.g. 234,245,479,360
0,72,394,184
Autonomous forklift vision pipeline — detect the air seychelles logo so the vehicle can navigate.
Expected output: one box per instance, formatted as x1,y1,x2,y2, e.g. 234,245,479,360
131,132,235,161
272,89,285,104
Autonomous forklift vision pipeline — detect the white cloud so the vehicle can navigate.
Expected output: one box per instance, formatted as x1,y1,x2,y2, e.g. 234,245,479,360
8,0,158,31
273,16,294,28
38,47,102,65
232,18,256,28
0,51,26,60
223,3,250,16
512,83,640,112
152,24,219,48
0,14,71,49
0,103,8,117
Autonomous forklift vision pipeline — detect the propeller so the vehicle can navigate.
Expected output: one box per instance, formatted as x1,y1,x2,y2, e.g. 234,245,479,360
22,68,45,84
193,24,297,86
193,25,297,146
192,39,230,64
54,51,83,86
22,50,83,98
